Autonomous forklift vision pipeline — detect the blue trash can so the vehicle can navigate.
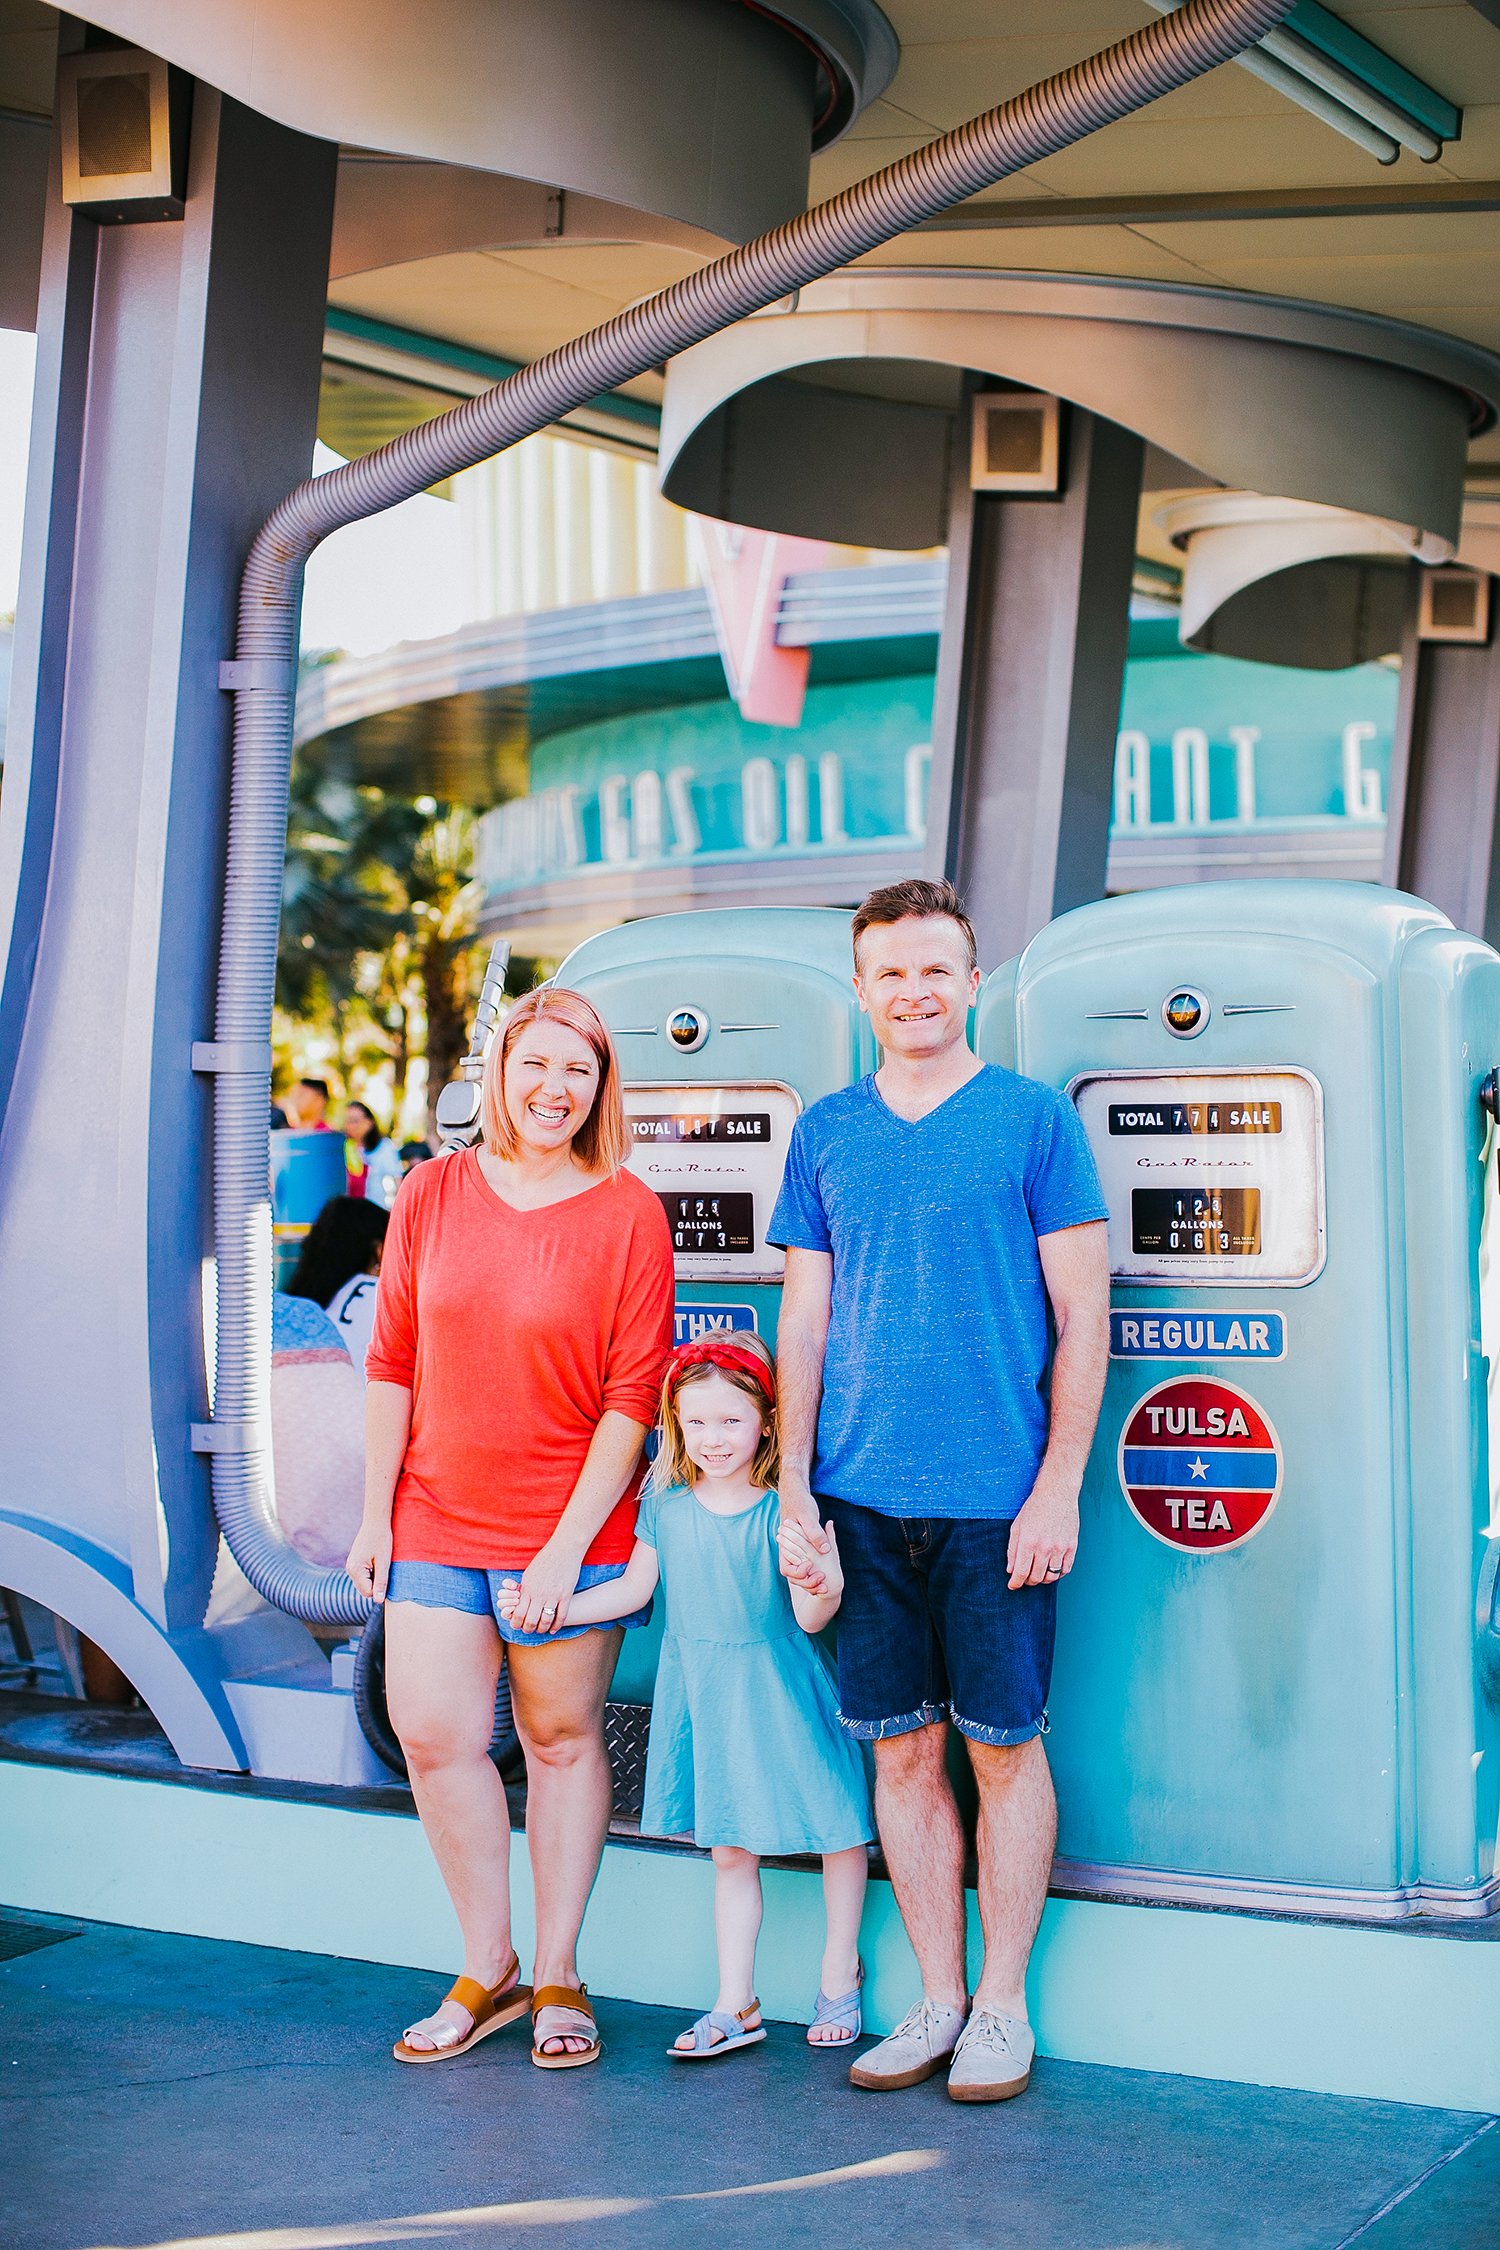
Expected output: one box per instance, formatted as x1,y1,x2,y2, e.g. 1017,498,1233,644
270,1131,347,1289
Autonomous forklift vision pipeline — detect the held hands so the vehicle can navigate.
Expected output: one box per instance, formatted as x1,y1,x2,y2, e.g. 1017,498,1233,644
779,1515,842,1604
776,1479,831,1591
1006,1480,1079,1592
346,1517,393,1603
504,1537,585,1634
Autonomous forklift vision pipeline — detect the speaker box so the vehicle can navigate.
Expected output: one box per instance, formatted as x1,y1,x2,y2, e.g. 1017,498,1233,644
58,46,189,223
970,390,1061,495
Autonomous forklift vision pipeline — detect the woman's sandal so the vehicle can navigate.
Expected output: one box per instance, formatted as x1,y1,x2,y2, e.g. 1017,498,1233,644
807,1962,863,2048
392,1955,532,2063
530,1983,602,2070
669,2001,767,2060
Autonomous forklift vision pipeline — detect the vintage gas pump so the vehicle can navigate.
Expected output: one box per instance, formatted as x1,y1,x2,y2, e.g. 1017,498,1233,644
975,880,1500,1919
559,908,874,1724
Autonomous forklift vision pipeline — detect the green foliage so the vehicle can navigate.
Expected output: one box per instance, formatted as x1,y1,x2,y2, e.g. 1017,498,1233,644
277,768,490,1134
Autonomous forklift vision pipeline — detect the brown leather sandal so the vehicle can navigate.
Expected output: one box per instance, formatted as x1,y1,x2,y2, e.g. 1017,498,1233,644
392,1956,532,2063
530,1982,602,2070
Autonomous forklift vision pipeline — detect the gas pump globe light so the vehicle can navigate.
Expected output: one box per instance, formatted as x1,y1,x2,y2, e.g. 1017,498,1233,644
666,1007,710,1053
1163,988,1210,1038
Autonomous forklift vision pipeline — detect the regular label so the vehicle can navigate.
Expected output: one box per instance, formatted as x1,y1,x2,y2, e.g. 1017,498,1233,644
1110,1311,1285,1361
1118,1376,1282,1553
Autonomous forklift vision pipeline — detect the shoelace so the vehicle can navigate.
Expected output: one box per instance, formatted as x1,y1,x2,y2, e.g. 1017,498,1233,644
889,1998,963,2051
963,2009,1021,2055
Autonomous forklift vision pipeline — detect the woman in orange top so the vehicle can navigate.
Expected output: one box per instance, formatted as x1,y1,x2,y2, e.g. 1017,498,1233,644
348,987,673,2071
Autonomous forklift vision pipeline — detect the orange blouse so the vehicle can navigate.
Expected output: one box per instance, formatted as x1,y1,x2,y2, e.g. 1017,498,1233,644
367,1149,675,1568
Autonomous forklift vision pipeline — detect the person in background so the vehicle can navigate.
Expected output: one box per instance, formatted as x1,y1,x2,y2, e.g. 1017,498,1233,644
270,1290,365,1571
400,1139,434,1175
282,1078,333,1133
344,1099,404,1209
286,1196,388,1378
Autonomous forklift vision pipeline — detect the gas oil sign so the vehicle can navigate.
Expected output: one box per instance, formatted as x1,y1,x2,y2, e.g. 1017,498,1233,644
1118,1376,1282,1553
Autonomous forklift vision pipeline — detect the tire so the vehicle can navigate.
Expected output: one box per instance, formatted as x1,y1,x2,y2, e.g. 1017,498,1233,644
352,1606,525,1782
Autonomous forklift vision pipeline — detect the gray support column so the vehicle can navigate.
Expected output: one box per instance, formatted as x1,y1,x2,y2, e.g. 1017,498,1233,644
925,401,1142,966
1383,583,1500,947
0,83,334,1669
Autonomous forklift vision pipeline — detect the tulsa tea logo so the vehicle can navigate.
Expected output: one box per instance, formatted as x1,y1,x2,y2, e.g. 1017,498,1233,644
1118,1376,1282,1553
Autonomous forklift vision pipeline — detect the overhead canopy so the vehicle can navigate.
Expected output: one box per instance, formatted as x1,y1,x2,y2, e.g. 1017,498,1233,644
659,268,1500,555
57,0,900,243
1145,489,1500,669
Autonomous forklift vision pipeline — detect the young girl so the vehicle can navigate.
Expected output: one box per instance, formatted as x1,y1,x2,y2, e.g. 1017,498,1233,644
501,1331,873,2057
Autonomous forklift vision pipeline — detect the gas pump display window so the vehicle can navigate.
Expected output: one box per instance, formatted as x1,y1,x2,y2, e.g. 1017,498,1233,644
1070,1070,1324,1285
659,1192,754,1256
623,1083,801,1281
1131,1187,1261,1258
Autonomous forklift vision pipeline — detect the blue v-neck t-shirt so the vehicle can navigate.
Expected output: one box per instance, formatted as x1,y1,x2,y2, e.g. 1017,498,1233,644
767,1065,1107,1521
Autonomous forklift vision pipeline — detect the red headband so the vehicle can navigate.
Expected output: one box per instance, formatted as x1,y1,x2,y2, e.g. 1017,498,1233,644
668,1336,775,1403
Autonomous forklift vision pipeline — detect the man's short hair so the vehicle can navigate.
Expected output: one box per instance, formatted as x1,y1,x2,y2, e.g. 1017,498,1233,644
298,1077,331,1102
851,878,978,976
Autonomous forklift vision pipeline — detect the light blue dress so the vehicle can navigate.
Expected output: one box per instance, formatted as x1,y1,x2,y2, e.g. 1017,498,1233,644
636,1481,875,1856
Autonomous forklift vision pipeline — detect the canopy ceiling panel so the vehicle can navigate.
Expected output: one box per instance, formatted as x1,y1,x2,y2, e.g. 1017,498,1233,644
659,269,1500,551
59,0,879,242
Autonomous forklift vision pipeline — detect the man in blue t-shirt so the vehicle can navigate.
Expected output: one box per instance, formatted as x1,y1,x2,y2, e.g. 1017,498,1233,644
770,877,1108,2103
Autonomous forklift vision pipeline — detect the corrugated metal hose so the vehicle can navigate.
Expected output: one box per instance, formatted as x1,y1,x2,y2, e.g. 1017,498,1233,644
209,0,1296,1623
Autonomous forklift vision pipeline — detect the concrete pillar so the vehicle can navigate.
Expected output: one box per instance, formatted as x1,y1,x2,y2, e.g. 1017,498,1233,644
924,399,1143,966
1383,580,1500,947
0,79,335,1659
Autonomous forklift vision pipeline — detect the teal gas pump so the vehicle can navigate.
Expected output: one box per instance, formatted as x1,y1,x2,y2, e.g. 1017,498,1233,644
975,881,1500,1920
560,908,875,1356
559,908,874,1722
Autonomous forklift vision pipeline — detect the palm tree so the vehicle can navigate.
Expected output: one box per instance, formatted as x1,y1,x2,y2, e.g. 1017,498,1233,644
278,768,424,1022
278,771,491,1135
406,808,486,1136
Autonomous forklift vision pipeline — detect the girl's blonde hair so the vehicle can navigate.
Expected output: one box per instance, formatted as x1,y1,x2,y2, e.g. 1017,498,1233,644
658,1331,780,1491
480,985,628,1174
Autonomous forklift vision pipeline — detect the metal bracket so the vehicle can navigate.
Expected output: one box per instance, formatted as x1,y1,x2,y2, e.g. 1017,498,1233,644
218,658,285,692
192,1041,272,1074
190,1421,264,1455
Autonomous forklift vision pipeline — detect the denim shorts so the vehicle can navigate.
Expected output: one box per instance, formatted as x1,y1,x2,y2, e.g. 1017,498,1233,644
822,1499,1055,1747
385,1559,651,1645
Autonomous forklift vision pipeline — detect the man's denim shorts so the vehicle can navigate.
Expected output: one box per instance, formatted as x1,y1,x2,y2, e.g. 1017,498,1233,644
822,1499,1054,1747
385,1558,651,1646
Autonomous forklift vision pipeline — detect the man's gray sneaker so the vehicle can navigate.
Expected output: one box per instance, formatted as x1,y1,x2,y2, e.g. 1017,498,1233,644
848,1998,968,2090
946,2008,1034,2101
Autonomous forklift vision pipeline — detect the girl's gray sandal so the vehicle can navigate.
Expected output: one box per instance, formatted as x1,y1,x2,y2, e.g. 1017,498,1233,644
669,2002,767,2059
807,1962,863,2047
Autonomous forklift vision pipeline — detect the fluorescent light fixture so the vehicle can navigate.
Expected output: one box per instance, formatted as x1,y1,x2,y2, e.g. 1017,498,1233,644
1142,0,1459,167
1231,41,1399,163
1260,26,1441,159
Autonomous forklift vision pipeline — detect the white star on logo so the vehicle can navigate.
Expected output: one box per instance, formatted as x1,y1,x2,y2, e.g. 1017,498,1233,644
1188,1457,1210,1480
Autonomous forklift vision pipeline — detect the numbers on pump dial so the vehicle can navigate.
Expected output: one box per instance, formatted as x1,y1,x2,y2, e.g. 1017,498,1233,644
1131,1186,1261,1258
657,1189,754,1256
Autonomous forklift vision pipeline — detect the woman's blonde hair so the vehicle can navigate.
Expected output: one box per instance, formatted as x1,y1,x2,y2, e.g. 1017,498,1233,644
480,985,628,1174
657,1331,780,1491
